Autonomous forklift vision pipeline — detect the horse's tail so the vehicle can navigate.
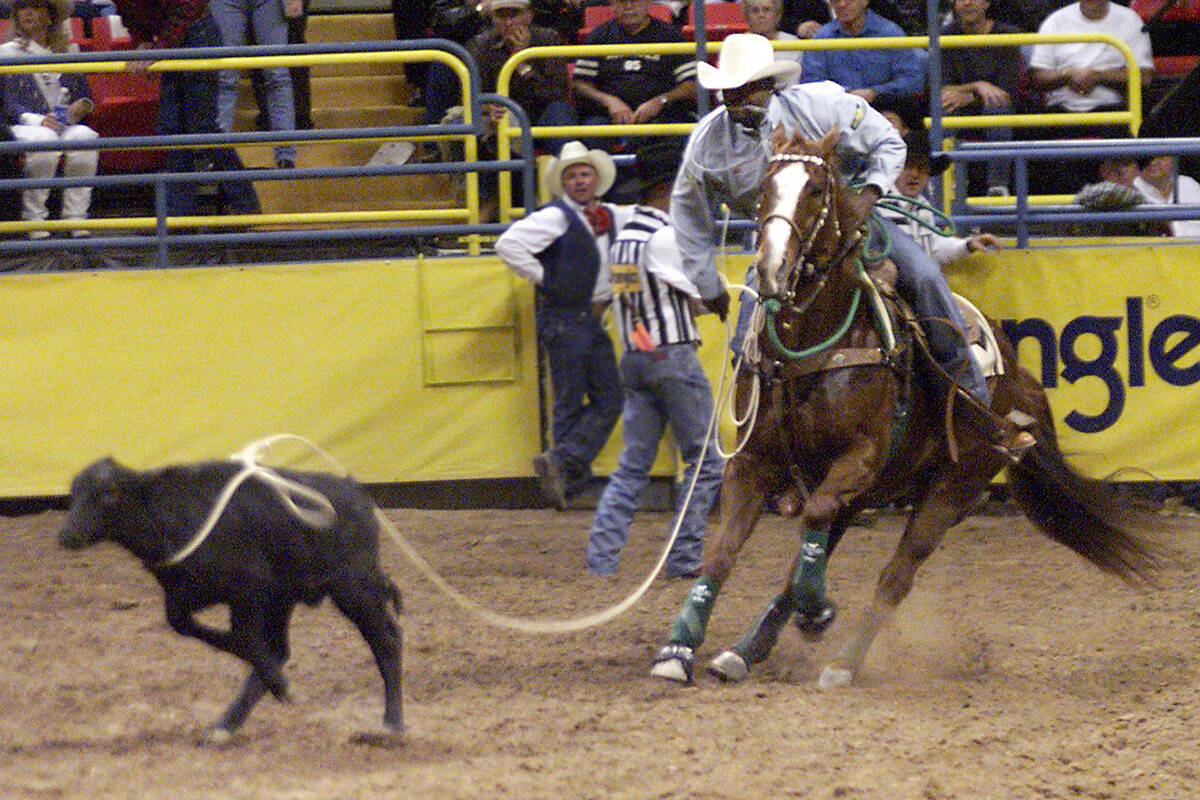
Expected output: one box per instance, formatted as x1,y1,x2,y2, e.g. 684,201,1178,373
1007,440,1165,584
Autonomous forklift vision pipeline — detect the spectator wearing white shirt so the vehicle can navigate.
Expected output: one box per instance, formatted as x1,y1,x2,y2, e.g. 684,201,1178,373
1026,0,1153,194
1134,155,1200,238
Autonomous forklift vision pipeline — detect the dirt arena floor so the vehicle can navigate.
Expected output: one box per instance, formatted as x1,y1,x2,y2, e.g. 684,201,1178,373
3,503,1199,800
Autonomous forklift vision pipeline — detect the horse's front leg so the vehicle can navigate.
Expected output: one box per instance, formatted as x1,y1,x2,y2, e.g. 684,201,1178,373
651,454,768,684
708,439,881,682
708,507,856,683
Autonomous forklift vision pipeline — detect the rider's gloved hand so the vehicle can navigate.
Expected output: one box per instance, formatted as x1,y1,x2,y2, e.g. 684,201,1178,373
704,288,731,321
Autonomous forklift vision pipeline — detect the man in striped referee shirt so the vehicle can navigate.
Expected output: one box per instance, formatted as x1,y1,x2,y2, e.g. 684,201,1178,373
586,141,725,579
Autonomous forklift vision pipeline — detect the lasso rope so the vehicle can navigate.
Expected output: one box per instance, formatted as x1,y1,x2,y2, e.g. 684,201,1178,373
157,434,339,569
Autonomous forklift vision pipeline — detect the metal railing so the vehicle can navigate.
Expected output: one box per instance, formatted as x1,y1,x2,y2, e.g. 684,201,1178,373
0,39,537,265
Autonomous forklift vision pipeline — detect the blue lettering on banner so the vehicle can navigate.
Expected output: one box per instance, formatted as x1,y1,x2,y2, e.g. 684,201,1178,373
1001,297,1200,434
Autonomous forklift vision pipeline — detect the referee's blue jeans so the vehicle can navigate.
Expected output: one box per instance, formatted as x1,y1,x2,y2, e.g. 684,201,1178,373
587,343,723,577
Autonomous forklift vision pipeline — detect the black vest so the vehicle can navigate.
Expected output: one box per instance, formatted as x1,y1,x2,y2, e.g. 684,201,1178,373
535,199,603,310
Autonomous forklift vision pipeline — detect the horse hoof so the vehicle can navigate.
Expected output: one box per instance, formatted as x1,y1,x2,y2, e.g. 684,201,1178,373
818,665,853,690
793,600,837,639
707,650,748,683
650,644,694,684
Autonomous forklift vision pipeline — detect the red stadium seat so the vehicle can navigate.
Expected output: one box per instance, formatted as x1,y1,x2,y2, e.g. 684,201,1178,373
68,16,96,50
1131,0,1200,22
85,72,164,173
89,15,135,51
682,2,749,41
1154,55,1200,76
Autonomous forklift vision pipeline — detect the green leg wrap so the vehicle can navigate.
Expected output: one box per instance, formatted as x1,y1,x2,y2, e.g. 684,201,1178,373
731,592,793,664
669,576,722,649
790,528,830,616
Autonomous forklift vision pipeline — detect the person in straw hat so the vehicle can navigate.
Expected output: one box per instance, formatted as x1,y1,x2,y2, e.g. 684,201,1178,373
1,0,99,238
671,32,993,409
586,140,724,579
496,141,635,510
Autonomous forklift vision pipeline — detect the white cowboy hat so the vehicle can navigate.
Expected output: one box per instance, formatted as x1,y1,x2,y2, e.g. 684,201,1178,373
696,33,801,91
12,0,75,27
543,141,617,198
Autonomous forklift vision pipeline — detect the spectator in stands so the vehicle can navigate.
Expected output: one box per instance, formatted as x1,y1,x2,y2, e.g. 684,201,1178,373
1027,0,1153,193
252,0,313,132
800,0,927,118
409,0,491,163
495,141,632,510
532,0,587,44
742,0,804,82
1,0,99,238
572,0,698,151
987,0,1053,32
114,0,261,217
1135,154,1200,237
780,0,830,38
471,0,576,154
466,0,576,218
941,0,1024,196
211,0,298,169
391,0,433,103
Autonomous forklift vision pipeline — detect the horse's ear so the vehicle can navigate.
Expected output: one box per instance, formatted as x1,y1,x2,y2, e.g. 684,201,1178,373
770,123,788,153
818,127,839,157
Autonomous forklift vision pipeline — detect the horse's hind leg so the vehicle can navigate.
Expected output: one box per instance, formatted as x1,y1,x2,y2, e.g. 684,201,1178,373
651,457,768,684
709,508,855,683
820,459,1000,689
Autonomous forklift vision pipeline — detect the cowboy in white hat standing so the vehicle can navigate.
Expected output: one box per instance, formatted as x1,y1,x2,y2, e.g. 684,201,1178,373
672,32,991,406
496,141,635,509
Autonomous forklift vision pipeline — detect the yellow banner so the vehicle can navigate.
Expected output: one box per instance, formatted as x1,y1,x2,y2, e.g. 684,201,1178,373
946,243,1200,481
2,243,1197,498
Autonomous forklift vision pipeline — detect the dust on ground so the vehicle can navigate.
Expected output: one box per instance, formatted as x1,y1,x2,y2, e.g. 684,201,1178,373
3,506,1198,800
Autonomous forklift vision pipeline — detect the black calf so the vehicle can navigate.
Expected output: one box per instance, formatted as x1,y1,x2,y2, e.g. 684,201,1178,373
59,457,403,737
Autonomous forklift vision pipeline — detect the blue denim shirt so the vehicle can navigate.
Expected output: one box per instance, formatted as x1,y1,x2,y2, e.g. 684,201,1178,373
800,11,927,105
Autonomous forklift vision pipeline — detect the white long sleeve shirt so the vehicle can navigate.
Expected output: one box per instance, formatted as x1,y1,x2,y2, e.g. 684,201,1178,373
495,196,633,303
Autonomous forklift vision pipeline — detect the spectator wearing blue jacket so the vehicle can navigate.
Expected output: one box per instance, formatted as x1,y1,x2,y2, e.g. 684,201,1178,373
800,0,926,115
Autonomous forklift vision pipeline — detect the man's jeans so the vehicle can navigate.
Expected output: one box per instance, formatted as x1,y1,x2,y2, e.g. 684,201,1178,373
212,0,297,164
538,306,623,481
587,344,723,577
157,15,260,217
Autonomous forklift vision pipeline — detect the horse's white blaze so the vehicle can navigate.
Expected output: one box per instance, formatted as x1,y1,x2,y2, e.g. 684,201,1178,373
758,161,810,295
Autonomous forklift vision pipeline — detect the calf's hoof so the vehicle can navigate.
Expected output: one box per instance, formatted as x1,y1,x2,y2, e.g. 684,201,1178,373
203,726,236,748
350,724,405,747
650,644,694,684
707,650,748,683
818,665,853,690
793,600,837,639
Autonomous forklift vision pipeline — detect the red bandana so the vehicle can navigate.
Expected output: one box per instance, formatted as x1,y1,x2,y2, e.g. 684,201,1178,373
583,204,611,236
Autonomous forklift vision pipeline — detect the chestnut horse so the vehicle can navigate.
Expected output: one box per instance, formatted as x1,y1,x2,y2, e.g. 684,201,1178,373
651,130,1167,688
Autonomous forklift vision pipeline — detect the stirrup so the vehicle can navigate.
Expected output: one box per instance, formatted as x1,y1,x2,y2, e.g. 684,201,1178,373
994,430,1036,464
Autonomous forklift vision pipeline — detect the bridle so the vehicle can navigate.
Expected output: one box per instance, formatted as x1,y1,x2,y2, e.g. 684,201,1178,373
758,152,844,300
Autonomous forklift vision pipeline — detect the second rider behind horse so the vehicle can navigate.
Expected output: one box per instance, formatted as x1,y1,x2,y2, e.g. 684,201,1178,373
672,33,1009,424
